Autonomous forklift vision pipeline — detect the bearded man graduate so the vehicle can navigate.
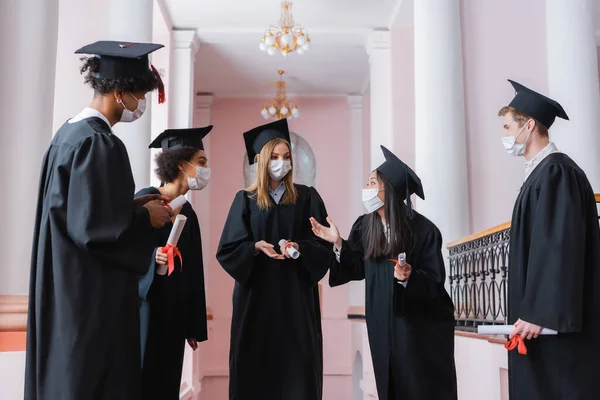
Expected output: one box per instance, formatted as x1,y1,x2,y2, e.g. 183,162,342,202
498,79,600,400
25,41,173,400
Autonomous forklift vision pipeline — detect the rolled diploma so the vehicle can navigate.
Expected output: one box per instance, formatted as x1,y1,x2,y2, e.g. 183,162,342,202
278,239,300,259
167,214,187,246
397,252,406,266
477,325,558,335
167,195,187,211
156,215,187,276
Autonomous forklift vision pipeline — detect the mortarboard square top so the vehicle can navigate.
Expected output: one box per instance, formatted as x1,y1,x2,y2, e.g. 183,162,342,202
75,41,164,79
243,119,291,165
149,126,213,151
376,146,424,201
507,79,569,129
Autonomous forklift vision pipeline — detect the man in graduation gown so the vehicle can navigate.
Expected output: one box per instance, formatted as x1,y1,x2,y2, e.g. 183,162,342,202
498,79,600,399
25,41,172,400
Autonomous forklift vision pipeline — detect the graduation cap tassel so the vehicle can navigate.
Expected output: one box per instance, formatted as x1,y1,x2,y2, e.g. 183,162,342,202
151,64,166,104
405,171,414,218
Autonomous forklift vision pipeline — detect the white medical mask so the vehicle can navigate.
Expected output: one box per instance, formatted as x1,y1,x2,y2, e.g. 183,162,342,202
184,162,210,191
362,188,385,213
268,160,292,181
502,123,531,157
118,92,146,123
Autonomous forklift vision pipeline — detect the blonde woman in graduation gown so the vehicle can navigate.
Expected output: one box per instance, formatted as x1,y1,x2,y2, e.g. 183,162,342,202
217,119,330,400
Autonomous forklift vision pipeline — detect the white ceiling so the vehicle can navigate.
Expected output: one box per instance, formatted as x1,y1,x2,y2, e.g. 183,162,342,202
161,0,408,97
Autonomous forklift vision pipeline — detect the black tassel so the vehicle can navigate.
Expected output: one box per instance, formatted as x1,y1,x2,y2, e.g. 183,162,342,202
405,170,413,218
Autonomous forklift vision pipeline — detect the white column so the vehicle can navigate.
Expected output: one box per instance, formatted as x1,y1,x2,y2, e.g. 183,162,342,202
193,94,214,306
546,0,600,191
0,0,59,294
169,30,201,129
167,29,202,397
109,0,154,191
366,29,393,169
347,94,366,307
414,0,470,244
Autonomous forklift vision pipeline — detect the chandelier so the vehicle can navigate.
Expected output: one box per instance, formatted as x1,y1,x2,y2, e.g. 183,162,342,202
259,1,311,57
260,70,300,121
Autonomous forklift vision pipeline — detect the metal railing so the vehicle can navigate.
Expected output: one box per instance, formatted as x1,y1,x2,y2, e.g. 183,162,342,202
447,225,510,332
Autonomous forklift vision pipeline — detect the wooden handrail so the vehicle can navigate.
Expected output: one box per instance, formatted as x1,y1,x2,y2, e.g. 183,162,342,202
447,193,600,249
446,221,511,249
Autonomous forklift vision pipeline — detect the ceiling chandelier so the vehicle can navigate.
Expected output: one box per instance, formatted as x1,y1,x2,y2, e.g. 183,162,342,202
259,1,311,57
260,70,299,121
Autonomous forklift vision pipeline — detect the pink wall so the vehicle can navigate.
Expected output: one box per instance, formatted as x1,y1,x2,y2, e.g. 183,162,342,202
460,0,549,233
200,97,354,397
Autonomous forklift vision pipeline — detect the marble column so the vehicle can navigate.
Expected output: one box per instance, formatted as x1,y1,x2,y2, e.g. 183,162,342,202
414,0,470,247
0,0,59,294
546,0,600,191
108,0,154,191
366,29,393,169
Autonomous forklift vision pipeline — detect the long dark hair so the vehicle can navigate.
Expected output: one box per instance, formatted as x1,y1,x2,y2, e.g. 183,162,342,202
363,172,413,260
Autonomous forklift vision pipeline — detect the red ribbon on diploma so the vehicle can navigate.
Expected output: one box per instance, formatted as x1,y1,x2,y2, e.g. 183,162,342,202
160,244,182,276
505,335,528,355
388,258,400,266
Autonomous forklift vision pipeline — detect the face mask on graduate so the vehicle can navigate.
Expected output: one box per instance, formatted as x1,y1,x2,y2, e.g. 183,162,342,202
502,123,531,157
362,188,385,213
118,92,146,123
268,160,292,181
184,161,210,191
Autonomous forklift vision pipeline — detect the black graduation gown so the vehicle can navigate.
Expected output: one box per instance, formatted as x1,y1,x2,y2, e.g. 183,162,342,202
507,152,600,400
329,212,457,400
216,184,330,400
25,117,155,400
135,187,208,400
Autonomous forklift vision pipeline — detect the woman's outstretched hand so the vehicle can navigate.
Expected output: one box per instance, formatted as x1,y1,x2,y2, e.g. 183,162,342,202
310,216,342,249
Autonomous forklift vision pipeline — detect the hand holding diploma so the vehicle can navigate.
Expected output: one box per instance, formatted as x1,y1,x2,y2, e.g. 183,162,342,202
278,239,300,259
160,214,187,275
390,253,411,281
477,321,556,356
134,193,171,208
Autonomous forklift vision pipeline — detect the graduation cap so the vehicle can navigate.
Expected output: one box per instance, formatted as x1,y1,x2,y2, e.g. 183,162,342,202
507,79,569,129
376,146,424,217
243,119,291,165
149,126,213,151
75,40,166,103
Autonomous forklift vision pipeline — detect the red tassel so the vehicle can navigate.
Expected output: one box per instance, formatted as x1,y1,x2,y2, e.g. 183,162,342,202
151,64,166,104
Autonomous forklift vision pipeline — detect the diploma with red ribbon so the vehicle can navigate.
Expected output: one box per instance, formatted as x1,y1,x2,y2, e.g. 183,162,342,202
477,324,557,356
160,214,187,276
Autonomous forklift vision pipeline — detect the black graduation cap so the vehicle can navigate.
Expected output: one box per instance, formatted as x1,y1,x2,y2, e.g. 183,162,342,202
75,40,166,103
507,79,569,129
243,119,291,165
149,126,213,151
376,146,424,216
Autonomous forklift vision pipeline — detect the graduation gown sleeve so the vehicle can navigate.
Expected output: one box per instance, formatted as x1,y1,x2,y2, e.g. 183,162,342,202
295,186,332,285
66,134,153,274
216,190,257,285
185,211,208,341
518,164,587,332
329,216,366,287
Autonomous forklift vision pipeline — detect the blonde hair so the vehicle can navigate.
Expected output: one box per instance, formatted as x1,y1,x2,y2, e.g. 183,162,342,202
245,138,297,210
498,106,549,138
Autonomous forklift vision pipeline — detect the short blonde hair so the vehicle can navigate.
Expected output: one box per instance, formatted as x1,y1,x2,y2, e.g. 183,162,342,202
498,106,549,137
245,138,297,210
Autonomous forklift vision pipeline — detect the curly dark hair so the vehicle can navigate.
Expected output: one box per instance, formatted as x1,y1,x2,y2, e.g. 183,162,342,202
154,147,200,183
79,56,160,95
